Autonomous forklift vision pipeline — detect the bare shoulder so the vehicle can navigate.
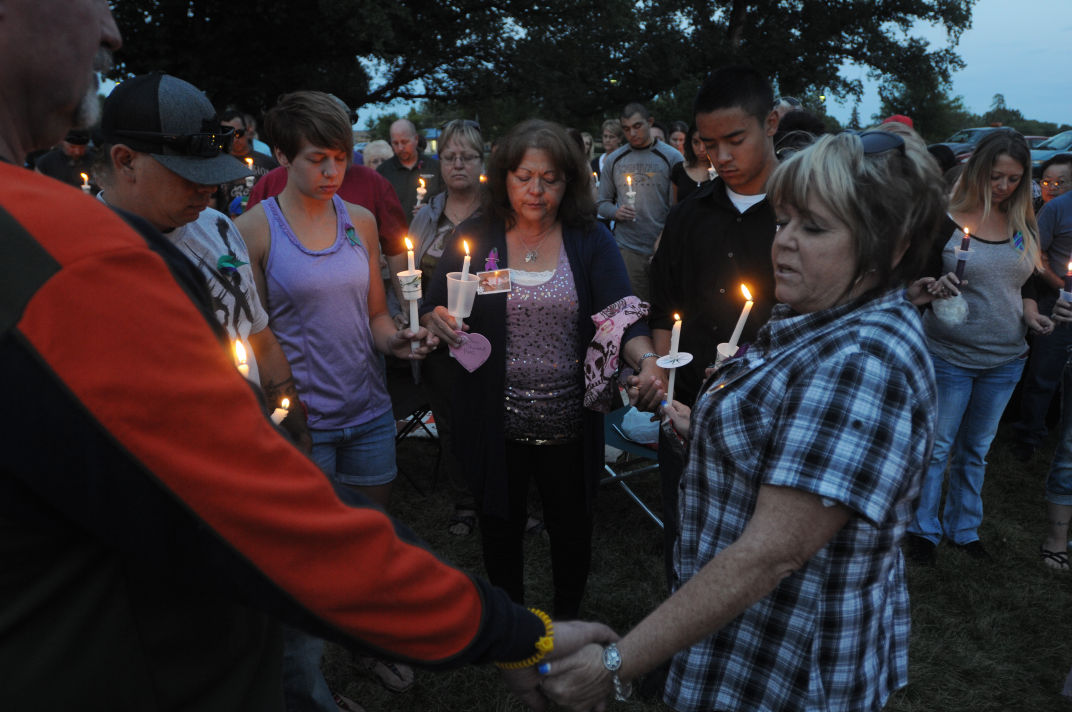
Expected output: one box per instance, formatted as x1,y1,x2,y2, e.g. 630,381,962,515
234,203,270,262
343,199,376,229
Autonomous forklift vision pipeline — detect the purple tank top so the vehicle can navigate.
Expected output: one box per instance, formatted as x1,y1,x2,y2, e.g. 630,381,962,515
263,195,390,429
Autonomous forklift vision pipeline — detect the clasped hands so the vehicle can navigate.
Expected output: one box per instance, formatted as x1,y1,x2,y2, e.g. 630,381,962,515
500,620,623,711
626,364,691,436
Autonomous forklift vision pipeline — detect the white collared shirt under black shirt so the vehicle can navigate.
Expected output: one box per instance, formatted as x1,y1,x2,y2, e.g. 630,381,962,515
648,177,777,407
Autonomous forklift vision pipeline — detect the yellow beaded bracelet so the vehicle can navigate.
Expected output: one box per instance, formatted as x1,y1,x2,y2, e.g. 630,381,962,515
494,608,554,670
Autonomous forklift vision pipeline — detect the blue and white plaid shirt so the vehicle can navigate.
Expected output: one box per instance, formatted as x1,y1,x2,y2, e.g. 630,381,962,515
665,290,937,712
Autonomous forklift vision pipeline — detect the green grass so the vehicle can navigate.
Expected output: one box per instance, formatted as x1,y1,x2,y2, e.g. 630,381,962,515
325,430,1072,711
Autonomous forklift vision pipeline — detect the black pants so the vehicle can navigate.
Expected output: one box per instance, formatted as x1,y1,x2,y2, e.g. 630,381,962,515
658,425,685,591
479,440,592,618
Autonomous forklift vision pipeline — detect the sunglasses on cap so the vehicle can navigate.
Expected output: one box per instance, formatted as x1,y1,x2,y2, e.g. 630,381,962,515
857,130,905,156
113,127,236,157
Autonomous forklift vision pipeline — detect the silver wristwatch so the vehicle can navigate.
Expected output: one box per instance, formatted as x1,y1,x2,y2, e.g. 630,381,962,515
602,643,633,701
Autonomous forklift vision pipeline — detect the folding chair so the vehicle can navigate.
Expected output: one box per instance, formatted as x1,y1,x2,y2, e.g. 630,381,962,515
386,363,441,494
600,405,663,529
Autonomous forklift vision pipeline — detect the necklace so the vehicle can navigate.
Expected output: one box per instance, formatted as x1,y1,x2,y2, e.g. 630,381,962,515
444,193,479,225
515,224,556,262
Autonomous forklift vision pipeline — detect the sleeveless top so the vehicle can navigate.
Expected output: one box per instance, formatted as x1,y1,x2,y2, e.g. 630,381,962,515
503,245,583,442
263,194,390,429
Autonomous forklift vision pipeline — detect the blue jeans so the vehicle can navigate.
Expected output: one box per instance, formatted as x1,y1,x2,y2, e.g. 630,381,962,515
1013,298,1072,446
310,409,396,487
282,626,335,712
909,353,1026,545
1046,356,1072,505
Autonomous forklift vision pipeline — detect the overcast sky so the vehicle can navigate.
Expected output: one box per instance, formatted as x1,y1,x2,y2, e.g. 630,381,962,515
829,0,1072,128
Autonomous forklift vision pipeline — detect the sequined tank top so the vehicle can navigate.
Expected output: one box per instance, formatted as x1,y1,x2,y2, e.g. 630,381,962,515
503,245,583,442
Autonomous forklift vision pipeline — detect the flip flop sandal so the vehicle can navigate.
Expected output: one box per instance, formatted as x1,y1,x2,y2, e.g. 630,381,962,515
332,692,367,712
448,506,477,536
352,656,415,693
1040,546,1070,571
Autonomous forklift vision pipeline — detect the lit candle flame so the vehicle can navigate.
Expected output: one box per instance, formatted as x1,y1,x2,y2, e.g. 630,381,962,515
741,284,752,302
404,236,414,251
1066,261,1072,274
479,174,487,184
626,174,633,188
418,177,426,189
234,340,247,365
463,240,470,256
80,172,89,186
244,157,253,169
281,397,290,409
673,312,680,321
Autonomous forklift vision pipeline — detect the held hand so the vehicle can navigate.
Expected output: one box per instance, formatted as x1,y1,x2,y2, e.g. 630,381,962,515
1027,313,1055,335
388,326,439,359
1052,299,1072,324
614,205,636,222
540,643,612,712
392,312,409,330
905,277,937,306
927,272,967,299
627,363,667,413
661,399,691,435
499,620,617,712
421,306,465,346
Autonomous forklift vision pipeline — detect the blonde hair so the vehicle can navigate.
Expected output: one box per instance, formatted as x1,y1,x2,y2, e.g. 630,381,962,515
767,128,946,291
948,130,1040,270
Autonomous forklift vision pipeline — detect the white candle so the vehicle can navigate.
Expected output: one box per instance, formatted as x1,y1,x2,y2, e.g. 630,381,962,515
416,177,427,205
668,313,682,357
666,313,682,405
405,236,416,273
80,172,91,194
726,284,754,355
625,173,636,207
270,397,290,425
234,340,250,378
461,240,471,279
244,157,255,187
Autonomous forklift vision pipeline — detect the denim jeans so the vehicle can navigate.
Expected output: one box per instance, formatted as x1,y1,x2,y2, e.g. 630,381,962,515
1046,356,1072,506
310,409,396,487
909,352,1026,545
282,626,335,712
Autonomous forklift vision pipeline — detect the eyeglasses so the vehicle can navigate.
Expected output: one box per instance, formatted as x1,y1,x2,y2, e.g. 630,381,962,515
1042,179,1068,188
224,127,247,138
113,127,236,157
858,130,905,156
442,119,481,131
440,152,482,165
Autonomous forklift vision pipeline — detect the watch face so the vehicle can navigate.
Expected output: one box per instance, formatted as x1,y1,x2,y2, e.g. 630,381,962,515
603,644,622,671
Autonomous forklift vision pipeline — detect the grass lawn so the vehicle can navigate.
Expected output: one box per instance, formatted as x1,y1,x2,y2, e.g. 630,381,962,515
325,427,1072,711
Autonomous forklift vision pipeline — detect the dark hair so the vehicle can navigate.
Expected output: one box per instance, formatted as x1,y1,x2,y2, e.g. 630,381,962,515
484,119,595,230
566,127,586,153
264,91,353,164
668,120,688,137
927,144,957,175
218,109,246,128
694,65,774,124
773,110,827,160
683,123,701,165
768,126,946,292
651,121,668,139
621,102,651,121
1041,153,1072,176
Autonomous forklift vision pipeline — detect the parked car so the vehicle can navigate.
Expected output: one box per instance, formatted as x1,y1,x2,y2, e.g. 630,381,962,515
1031,130,1072,178
1024,135,1050,148
930,126,1017,164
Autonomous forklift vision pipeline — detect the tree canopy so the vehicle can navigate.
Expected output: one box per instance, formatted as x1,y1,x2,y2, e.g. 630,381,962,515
110,0,977,132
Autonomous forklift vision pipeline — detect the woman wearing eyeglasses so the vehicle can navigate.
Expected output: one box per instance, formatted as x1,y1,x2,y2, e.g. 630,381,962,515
396,119,487,536
421,120,659,619
540,128,947,712
905,130,1051,566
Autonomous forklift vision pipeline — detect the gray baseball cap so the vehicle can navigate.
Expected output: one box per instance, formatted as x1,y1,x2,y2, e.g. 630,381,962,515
100,73,252,185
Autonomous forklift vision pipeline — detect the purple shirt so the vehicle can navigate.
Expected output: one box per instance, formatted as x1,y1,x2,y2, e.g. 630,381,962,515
263,195,390,429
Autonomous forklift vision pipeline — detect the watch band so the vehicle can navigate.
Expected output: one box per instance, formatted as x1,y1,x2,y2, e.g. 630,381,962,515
602,643,633,701
637,351,658,369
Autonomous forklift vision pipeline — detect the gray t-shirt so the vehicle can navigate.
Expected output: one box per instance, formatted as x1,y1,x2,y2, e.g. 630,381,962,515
596,140,683,254
924,224,1033,369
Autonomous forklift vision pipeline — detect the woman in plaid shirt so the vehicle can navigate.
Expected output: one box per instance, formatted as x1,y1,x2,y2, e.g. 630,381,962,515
542,127,947,711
